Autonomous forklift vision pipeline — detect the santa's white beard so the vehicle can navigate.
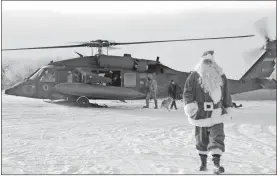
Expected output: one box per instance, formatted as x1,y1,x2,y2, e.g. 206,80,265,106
195,61,224,103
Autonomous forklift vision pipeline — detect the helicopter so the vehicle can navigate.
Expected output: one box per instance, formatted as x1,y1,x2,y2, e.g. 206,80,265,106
2,19,276,107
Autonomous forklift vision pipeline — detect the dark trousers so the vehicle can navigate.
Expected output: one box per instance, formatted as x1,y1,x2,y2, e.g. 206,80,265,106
146,92,158,108
170,99,177,109
195,123,225,155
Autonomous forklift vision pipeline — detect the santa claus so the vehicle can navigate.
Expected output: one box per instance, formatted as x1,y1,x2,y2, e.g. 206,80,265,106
183,50,233,174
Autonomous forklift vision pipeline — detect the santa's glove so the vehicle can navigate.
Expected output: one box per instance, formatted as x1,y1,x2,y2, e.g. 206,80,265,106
184,102,198,117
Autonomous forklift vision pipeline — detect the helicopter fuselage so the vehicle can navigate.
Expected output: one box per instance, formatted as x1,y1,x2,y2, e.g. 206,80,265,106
4,55,188,101
4,53,276,102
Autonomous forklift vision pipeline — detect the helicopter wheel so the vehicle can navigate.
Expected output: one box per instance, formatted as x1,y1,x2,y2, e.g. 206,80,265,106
76,96,90,106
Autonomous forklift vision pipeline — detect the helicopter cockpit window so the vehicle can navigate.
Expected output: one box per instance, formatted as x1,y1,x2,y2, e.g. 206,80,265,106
28,68,44,80
40,69,55,82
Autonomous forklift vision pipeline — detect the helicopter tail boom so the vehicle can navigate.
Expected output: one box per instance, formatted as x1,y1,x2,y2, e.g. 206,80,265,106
240,51,276,80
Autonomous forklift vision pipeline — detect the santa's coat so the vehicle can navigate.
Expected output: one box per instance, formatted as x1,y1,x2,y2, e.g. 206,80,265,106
183,71,233,127
183,71,233,155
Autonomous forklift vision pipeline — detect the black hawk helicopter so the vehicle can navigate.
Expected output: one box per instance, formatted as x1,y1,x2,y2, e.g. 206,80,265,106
3,18,276,106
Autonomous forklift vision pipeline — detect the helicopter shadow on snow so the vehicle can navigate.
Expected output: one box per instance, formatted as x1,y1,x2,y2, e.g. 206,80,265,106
44,99,245,112
43,99,144,110
43,99,108,108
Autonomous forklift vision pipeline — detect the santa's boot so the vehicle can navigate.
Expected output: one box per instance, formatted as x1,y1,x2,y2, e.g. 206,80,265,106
143,99,149,108
199,154,207,171
212,154,225,174
154,100,158,109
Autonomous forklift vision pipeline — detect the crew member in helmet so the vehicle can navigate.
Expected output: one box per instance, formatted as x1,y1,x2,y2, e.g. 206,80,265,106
67,71,73,83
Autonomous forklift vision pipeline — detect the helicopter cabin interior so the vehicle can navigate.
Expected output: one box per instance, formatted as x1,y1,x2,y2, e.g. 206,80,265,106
70,68,145,90
29,66,147,90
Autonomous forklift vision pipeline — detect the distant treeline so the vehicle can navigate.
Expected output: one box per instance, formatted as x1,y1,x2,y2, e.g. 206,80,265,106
1,57,57,90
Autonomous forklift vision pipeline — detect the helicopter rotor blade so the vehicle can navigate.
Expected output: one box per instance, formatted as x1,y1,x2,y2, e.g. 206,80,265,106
1,42,106,51
1,44,91,51
255,17,270,41
67,42,89,44
2,35,254,51
108,46,121,50
111,35,255,46
67,41,101,44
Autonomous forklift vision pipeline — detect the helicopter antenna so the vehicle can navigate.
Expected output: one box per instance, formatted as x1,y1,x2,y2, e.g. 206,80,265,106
75,51,84,57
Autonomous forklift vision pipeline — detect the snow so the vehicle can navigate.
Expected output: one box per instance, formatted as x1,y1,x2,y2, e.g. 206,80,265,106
2,94,276,174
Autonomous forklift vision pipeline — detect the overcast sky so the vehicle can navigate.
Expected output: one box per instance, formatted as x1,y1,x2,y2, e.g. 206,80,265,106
2,1,276,79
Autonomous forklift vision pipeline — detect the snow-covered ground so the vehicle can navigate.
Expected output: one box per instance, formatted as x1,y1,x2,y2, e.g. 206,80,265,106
2,94,276,174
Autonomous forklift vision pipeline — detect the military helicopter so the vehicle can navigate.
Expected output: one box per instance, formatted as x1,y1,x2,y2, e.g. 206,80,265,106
2,19,276,107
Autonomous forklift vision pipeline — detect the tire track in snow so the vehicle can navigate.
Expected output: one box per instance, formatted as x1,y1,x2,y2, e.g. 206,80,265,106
226,123,276,173
261,124,276,137
231,124,275,149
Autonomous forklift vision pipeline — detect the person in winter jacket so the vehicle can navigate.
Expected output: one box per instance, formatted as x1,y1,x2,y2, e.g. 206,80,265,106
183,50,233,174
143,73,158,109
168,80,180,110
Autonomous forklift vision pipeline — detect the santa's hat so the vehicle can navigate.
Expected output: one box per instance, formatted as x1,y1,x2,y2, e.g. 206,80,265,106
201,50,215,61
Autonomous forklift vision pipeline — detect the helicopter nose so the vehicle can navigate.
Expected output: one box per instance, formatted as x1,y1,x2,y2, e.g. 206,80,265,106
5,87,15,95
4,81,24,96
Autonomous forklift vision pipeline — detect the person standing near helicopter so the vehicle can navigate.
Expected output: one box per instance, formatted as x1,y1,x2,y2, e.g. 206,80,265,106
168,79,181,110
143,73,158,109
183,50,233,174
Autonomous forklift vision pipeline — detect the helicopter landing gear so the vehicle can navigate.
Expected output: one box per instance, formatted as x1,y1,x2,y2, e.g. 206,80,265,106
76,96,90,106
66,96,78,102
74,96,108,108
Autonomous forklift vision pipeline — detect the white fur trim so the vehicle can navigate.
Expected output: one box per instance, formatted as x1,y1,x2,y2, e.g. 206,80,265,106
209,148,223,155
210,87,222,103
197,150,208,155
223,107,234,119
187,108,224,127
184,102,198,117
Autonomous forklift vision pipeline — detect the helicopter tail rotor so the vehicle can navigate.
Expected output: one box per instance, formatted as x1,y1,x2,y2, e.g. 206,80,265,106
243,17,273,65
255,17,270,42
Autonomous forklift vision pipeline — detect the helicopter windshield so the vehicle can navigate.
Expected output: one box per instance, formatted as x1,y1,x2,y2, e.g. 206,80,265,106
40,69,55,82
28,68,44,80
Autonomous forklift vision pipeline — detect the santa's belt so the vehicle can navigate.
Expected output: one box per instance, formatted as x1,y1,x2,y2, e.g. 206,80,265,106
203,102,222,111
